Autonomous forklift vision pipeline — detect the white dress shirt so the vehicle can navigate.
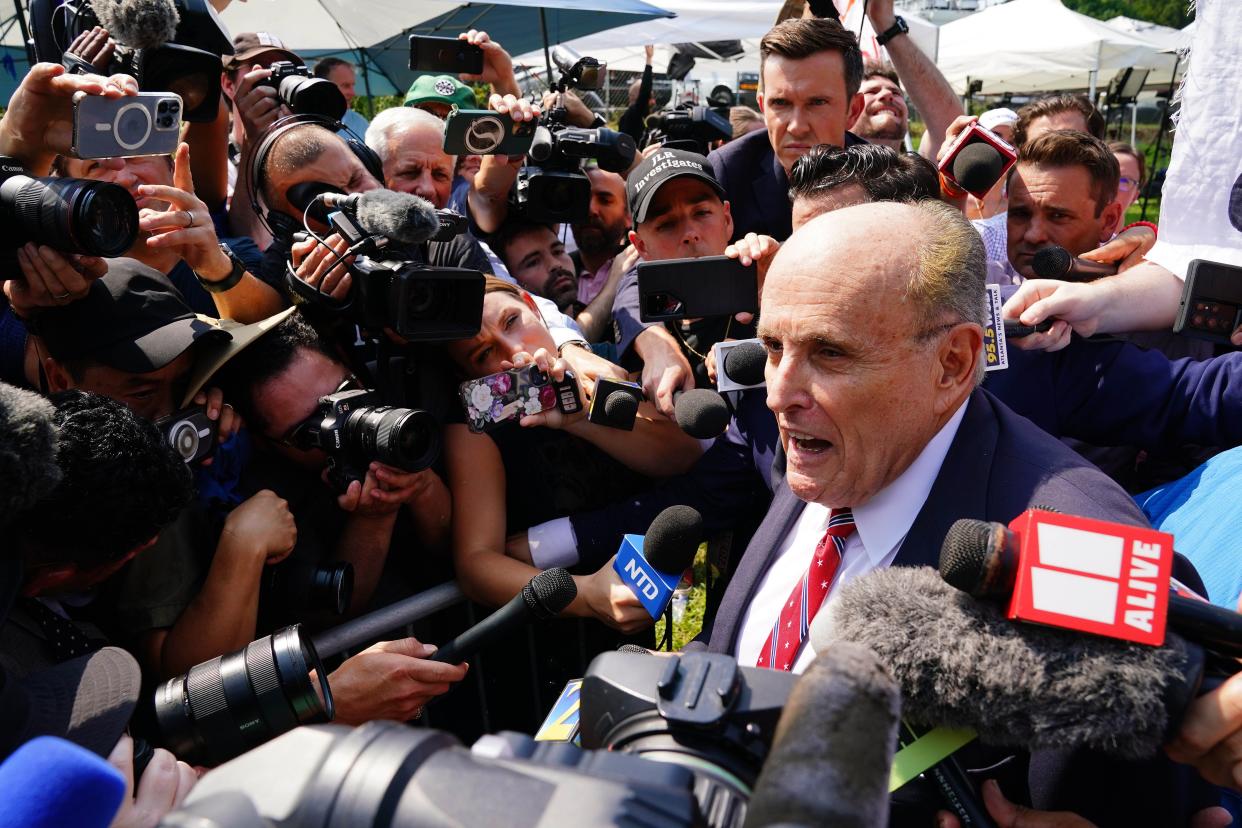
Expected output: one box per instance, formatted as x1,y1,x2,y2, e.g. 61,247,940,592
735,401,968,673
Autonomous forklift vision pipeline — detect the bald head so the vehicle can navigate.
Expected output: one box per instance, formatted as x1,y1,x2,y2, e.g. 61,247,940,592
759,201,986,510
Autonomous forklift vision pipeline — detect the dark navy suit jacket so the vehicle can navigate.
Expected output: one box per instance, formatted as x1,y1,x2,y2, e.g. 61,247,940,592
698,388,1213,826
706,127,865,242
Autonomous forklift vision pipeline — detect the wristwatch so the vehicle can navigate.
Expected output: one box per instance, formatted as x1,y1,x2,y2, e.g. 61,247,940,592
195,243,247,294
876,16,909,47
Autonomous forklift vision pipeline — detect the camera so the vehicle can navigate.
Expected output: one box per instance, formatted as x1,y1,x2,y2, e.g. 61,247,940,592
287,387,440,491
645,105,732,156
262,61,347,120
0,156,139,267
154,405,216,465
154,625,333,768
514,51,635,225
262,559,354,619
29,0,233,123
155,650,794,827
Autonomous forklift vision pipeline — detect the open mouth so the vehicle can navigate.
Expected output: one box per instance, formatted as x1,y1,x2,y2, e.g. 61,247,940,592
787,430,833,455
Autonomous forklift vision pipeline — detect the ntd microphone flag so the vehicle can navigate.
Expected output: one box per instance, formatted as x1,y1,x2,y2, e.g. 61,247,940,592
1008,509,1174,646
614,534,683,619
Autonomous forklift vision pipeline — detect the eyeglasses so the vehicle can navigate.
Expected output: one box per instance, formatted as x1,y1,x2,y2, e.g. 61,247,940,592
278,374,361,449
1118,177,1139,192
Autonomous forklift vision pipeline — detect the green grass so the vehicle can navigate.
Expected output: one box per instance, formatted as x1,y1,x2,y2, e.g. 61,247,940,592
655,545,710,651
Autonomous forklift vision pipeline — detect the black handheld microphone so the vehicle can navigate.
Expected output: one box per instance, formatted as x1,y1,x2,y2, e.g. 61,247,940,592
951,142,1006,197
429,568,577,664
612,505,703,619
815,565,1210,759
940,518,1242,658
320,190,443,246
744,642,899,828
1031,246,1119,282
673,388,731,439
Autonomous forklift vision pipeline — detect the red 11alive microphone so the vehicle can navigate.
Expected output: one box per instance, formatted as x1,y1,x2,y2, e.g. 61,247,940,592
940,509,1242,656
1030,246,1119,282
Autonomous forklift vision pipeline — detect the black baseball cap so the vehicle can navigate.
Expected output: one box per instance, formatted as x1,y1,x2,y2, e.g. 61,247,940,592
626,148,726,225
29,260,230,374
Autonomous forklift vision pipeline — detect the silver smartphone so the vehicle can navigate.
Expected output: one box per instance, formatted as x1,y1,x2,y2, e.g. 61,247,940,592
72,92,183,159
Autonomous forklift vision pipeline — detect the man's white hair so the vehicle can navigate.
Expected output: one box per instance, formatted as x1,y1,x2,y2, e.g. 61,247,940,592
365,106,452,170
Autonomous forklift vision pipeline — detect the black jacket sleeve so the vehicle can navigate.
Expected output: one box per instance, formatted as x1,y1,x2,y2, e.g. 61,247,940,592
618,64,654,145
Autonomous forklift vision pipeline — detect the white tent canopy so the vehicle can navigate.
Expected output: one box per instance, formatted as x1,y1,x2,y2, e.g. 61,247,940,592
936,0,1176,95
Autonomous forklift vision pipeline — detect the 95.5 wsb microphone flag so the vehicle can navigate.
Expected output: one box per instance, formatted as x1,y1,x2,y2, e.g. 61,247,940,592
1007,509,1174,646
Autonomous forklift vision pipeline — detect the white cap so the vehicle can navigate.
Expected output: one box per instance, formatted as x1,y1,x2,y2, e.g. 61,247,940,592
979,107,1019,132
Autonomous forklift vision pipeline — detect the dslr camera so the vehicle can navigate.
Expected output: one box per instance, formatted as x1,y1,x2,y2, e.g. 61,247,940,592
515,47,636,225
262,61,347,120
0,156,139,270
285,386,440,491
29,0,233,122
645,104,732,156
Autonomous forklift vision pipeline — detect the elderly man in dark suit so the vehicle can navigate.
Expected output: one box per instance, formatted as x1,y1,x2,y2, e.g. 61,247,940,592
698,200,1216,826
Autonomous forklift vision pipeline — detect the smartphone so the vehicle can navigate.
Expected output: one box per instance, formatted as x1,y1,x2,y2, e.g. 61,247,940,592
72,91,183,159
155,405,216,465
443,109,537,156
459,365,583,432
409,35,484,75
637,256,758,322
1173,259,1242,345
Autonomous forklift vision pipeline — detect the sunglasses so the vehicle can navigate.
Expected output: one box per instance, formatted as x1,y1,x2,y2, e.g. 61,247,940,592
278,374,361,450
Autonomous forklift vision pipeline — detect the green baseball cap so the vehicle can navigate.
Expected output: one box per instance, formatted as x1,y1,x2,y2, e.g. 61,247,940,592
404,75,476,110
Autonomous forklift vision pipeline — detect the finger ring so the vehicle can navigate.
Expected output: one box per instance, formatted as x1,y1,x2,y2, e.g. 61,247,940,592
53,291,71,300
412,706,423,720
182,210,195,228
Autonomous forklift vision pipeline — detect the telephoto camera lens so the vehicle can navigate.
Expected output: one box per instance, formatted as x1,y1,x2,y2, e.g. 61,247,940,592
278,74,347,119
0,176,138,257
263,560,355,618
154,625,334,767
342,405,440,472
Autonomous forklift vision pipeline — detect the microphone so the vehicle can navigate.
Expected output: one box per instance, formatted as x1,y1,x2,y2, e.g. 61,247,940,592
673,388,731,439
0,383,61,526
429,568,576,664
714,338,766,393
814,565,1207,759
1031,246,1118,282
941,512,1242,657
612,505,703,619
951,142,1005,196
321,190,443,246
744,642,899,828
0,736,126,828
87,0,180,50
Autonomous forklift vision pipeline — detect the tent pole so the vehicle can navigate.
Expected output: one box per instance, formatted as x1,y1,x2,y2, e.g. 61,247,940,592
12,0,33,65
357,48,375,119
1130,100,1137,146
540,8,554,90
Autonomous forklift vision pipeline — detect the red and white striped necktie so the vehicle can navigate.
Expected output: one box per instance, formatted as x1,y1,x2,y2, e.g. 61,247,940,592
756,508,854,671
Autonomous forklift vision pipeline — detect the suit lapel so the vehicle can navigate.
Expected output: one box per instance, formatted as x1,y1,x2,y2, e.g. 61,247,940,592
709,478,806,654
752,143,792,240
894,391,998,570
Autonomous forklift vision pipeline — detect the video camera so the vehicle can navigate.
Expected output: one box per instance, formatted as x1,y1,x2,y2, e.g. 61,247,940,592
515,46,636,225
645,105,732,156
155,651,795,827
29,0,233,122
284,189,485,343
0,155,138,270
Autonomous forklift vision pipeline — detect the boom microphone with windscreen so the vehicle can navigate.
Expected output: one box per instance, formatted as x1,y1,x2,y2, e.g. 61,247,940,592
1031,245,1119,282
320,190,443,246
87,0,180,50
429,568,577,664
673,388,731,439
0,382,60,526
0,737,126,828
612,505,703,619
744,642,899,828
813,565,1209,759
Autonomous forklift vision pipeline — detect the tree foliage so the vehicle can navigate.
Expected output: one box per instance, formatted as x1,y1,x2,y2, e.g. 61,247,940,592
1062,0,1193,30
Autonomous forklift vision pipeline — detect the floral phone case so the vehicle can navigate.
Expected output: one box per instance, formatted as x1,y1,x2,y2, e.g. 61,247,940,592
459,365,583,432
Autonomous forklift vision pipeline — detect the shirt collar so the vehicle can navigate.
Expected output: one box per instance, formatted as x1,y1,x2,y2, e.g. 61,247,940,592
851,400,969,566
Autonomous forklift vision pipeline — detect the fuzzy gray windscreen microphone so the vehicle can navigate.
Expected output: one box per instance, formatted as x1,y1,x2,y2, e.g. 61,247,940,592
354,190,442,246
812,566,1202,759
744,642,899,828
0,382,60,526
87,0,180,50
